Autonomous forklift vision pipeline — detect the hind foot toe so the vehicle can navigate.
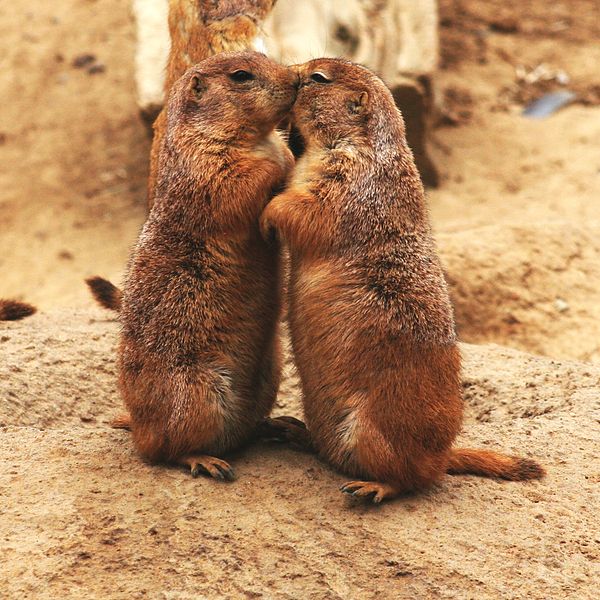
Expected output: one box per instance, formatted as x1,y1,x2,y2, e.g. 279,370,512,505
340,481,398,504
180,455,235,482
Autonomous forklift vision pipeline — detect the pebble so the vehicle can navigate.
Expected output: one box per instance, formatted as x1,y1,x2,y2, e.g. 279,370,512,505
554,298,570,313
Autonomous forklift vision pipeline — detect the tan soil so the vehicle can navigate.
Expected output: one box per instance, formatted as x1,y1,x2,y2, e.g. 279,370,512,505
440,223,600,363
1,1,599,598
2,312,599,599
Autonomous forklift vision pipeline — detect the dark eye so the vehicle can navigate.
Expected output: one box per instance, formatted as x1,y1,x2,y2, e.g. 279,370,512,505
310,72,331,84
229,70,254,83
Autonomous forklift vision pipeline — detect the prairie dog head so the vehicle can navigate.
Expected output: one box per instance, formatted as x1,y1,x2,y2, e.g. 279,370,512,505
291,58,404,154
166,51,298,146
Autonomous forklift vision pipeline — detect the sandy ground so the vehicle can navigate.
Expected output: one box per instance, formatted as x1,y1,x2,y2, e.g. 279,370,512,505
1,0,599,598
1,312,599,599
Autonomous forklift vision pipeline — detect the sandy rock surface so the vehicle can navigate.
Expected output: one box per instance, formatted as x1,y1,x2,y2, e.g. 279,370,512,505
1,311,599,599
440,223,600,363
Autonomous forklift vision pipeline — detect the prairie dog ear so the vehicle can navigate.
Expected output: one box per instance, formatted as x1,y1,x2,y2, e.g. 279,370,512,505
190,74,207,98
348,91,369,115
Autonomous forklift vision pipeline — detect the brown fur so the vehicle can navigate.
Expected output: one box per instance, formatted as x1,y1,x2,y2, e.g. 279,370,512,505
110,413,132,430
261,59,544,503
119,51,297,479
148,0,278,207
86,1,277,310
0,299,36,321
85,276,122,312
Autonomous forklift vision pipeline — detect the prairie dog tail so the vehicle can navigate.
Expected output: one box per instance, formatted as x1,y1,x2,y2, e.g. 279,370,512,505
85,276,122,311
0,299,37,321
447,448,545,481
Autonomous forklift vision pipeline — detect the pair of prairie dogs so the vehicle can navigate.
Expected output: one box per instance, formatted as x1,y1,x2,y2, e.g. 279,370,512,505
115,51,543,503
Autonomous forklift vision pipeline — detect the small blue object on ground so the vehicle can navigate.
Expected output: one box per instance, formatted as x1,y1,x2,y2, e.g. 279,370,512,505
522,91,577,119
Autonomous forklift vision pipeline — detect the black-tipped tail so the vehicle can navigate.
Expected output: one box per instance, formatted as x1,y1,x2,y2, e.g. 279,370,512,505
447,448,545,481
0,299,37,321
85,276,122,311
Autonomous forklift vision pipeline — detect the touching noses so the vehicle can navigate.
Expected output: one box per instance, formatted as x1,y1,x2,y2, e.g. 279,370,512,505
290,65,304,89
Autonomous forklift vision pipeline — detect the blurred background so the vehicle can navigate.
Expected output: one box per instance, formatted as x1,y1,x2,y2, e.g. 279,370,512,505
1,0,599,362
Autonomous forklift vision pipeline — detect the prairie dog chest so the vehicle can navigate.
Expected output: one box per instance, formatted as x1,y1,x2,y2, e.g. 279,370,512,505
295,260,336,297
252,132,289,172
291,148,327,190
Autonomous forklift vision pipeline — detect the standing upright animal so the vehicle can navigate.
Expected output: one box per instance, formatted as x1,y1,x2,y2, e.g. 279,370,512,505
118,52,297,480
87,1,278,309
260,58,544,503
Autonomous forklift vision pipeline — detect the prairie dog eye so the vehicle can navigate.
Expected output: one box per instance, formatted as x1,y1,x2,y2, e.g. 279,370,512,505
229,70,255,83
310,72,332,84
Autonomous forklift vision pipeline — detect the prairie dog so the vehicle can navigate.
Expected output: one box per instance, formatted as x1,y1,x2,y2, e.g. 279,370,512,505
261,59,544,503
119,52,297,480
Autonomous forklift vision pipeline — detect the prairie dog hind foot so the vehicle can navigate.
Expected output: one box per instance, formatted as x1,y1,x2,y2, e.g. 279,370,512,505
110,413,132,430
258,416,314,452
179,455,236,481
340,481,400,504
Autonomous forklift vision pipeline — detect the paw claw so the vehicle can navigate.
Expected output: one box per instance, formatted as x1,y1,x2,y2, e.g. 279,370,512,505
216,463,236,482
183,456,234,482
340,481,397,504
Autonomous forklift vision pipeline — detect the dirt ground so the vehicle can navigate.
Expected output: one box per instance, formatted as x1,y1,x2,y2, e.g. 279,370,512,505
1,1,599,598
1,311,599,599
